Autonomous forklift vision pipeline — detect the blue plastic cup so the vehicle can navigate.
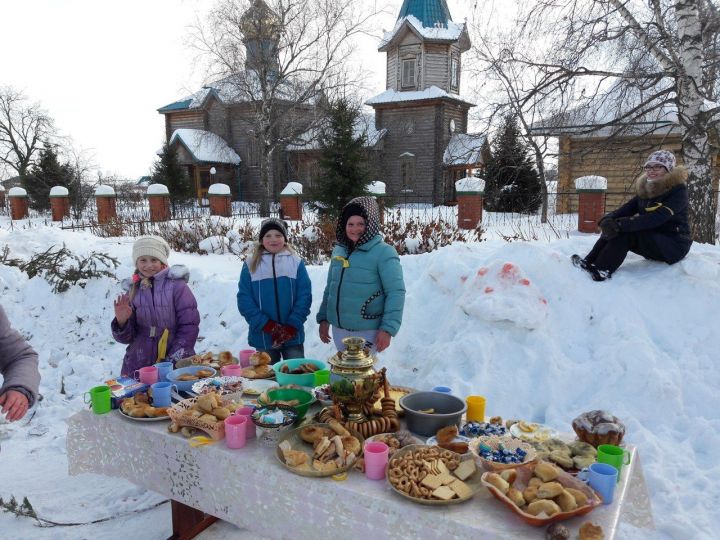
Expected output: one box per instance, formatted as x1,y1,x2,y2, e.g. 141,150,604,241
432,386,453,394
155,361,174,382
578,462,618,504
151,381,176,407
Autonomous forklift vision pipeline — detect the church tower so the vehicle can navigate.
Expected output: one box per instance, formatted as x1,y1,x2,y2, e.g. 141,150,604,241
367,0,476,204
240,0,281,80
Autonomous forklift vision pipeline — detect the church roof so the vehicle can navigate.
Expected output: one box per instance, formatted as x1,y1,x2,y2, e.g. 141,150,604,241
287,112,387,151
168,129,241,164
366,86,475,107
397,0,452,28
379,15,467,51
444,133,487,166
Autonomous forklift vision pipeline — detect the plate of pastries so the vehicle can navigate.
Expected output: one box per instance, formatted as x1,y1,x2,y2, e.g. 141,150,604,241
118,390,170,421
241,351,275,379
387,444,481,505
176,351,238,369
276,419,364,477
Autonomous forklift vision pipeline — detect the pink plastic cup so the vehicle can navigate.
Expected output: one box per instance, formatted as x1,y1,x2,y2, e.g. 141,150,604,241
221,364,243,377
364,441,390,480
239,349,255,368
233,406,256,439
133,366,159,385
225,415,248,449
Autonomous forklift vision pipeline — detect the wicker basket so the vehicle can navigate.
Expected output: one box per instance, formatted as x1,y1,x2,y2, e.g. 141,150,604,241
167,396,236,440
469,435,537,471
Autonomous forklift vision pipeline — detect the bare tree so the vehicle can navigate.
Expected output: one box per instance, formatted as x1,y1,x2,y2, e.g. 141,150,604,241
191,0,378,215
0,86,55,179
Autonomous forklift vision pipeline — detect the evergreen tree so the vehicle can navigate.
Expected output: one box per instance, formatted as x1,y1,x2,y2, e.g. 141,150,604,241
151,143,194,209
309,99,371,220
484,114,542,213
22,145,74,210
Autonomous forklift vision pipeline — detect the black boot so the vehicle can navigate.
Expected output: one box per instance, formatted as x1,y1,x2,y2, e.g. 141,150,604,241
572,254,610,281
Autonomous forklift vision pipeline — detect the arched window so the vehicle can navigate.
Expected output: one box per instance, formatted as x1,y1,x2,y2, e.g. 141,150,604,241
399,152,416,191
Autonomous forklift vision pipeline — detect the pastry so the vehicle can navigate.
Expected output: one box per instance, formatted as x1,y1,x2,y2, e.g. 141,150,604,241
534,461,561,482
500,469,517,485
549,450,574,469
572,410,625,447
579,522,604,540
522,485,539,503
527,499,561,517
484,473,509,494
537,481,564,499
528,477,543,488
218,351,234,366
436,425,458,444
506,487,526,507
438,441,468,454
300,425,331,444
555,489,578,512
565,487,589,507
249,351,271,366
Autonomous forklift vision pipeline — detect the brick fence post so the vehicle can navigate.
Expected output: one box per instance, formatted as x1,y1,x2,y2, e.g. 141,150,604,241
49,186,70,221
368,181,387,225
455,177,486,230
575,176,607,233
95,185,117,224
147,184,171,222
208,183,232,217
8,187,29,220
280,182,303,221
0,185,5,210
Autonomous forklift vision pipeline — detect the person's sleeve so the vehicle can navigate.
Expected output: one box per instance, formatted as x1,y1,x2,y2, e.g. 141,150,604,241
237,264,270,332
618,186,688,233
377,246,406,336
168,282,200,358
603,196,639,221
316,260,333,324
111,313,136,344
0,305,40,405
287,261,312,330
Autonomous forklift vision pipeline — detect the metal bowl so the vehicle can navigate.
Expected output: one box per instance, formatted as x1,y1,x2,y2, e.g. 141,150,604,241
399,391,467,437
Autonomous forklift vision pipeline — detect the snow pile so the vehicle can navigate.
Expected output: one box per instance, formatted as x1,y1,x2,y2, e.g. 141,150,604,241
280,182,303,196
94,185,115,197
456,176,485,193
198,235,230,254
575,176,608,191
366,86,475,106
208,183,231,196
49,186,69,197
169,129,241,165
146,184,169,196
8,187,27,197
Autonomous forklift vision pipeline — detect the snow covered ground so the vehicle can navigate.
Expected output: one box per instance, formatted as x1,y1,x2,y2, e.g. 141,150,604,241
0,218,718,539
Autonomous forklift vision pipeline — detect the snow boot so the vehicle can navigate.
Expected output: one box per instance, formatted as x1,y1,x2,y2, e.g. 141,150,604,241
571,254,611,282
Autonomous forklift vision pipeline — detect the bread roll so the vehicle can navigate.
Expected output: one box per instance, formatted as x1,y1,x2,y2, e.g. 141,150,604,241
526,499,561,517
522,485,538,503
506,487,526,507
565,487,589,507
484,473,509,495
537,481,564,499
534,461,561,482
555,489,578,512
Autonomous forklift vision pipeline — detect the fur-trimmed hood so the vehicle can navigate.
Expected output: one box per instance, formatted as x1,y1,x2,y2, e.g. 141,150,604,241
635,166,688,199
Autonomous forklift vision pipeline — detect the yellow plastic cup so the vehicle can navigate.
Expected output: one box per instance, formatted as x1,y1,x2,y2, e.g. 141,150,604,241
466,395,486,422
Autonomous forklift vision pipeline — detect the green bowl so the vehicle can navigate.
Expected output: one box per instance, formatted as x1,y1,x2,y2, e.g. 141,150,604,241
272,358,327,387
258,388,315,420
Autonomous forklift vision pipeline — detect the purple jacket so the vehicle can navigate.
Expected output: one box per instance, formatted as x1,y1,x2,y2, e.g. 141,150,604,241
111,265,200,375
0,304,40,406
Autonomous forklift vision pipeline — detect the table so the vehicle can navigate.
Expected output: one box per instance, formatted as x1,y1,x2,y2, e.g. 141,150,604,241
67,410,654,539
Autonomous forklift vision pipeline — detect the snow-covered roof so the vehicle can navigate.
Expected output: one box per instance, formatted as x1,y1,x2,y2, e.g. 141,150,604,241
286,112,387,151
8,187,27,197
94,185,116,197
379,15,469,52
0,185,5,192
169,129,241,165
575,176,608,191
366,86,474,107
444,133,486,166
146,184,169,196
455,177,485,193
280,182,303,196
208,183,231,195
49,186,69,197
368,181,386,195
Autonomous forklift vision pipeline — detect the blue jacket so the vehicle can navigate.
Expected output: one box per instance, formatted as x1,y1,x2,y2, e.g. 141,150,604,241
237,250,312,350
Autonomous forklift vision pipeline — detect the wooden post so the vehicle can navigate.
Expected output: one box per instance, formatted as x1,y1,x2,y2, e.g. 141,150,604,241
49,186,70,221
455,177,485,230
147,184,171,222
0,186,5,210
8,187,29,220
94,185,117,224
369,181,387,225
208,183,232,217
279,182,303,221
575,176,608,233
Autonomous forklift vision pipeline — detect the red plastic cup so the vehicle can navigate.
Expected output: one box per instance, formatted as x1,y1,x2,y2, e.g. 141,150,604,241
239,349,255,368
221,365,243,377
133,366,158,385
364,441,390,480
233,406,256,439
225,415,248,449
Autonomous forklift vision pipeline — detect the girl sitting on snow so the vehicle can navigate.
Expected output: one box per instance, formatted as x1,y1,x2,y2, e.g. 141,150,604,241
572,150,692,281
112,236,200,376
237,218,312,364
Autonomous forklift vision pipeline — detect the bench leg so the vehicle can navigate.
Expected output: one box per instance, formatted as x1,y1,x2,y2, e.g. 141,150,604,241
168,499,218,540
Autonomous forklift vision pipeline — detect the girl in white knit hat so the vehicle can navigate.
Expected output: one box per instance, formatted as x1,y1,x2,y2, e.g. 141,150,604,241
111,236,200,375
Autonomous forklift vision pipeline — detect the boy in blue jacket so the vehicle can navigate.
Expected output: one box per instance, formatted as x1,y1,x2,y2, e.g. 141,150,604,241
237,219,312,363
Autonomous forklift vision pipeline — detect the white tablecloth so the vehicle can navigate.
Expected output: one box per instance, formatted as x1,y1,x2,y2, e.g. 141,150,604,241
67,410,653,539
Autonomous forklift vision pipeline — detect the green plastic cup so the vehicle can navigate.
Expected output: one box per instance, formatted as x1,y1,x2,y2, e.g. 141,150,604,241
84,385,111,415
313,369,331,386
597,444,631,482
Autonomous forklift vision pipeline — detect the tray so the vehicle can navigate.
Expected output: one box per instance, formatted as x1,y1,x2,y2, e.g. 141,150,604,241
175,352,238,369
275,423,364,477
241,366,276,380
426,434,472,456
117,408,170,422
191,376,244,396
387,444,482,505
509,422,558,443
480,462,602,526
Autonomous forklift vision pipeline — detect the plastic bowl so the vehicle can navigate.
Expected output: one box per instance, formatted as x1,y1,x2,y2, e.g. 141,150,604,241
258,388,315,419
399,391,467,437
272,358,327,387
166,366,217,392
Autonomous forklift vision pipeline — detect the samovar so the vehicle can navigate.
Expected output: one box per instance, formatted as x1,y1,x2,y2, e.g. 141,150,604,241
327,336,382,422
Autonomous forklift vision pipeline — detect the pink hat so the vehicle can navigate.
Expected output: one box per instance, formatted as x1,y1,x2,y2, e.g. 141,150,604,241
644,150,675,172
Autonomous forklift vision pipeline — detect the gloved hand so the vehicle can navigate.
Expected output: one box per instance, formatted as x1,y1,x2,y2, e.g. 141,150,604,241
271,325,297,349
599,217,621,239
262,320,282,335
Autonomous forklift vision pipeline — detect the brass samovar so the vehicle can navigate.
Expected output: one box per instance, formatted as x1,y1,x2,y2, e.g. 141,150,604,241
327,337,382,422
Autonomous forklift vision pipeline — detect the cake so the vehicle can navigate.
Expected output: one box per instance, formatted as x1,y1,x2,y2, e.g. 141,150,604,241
572,410,625,447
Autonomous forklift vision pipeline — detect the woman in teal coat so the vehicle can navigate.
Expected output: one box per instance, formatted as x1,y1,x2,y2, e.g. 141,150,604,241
317,197,405,352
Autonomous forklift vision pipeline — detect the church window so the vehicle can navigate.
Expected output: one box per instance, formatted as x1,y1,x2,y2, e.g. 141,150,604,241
399,153,416,191
451,57,459,89
402,58,416,88
247,135,260,167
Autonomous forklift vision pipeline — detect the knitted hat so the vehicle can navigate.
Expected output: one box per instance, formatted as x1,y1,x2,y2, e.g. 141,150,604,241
132,236,170,265
644,150,675,172
258,218,288,242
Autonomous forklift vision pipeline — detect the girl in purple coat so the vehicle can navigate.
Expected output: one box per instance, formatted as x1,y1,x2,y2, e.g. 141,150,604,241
111,236,200,376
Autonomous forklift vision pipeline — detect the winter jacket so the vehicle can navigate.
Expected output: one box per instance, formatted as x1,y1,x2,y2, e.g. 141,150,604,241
237,250,312,351
111,265,200,375
0,304,40,407
317,197,405,336
604,166,692,264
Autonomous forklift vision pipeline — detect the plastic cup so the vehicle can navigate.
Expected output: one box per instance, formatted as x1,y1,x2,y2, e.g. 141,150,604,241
233,406,256,439
465,395,486,422
225,415,248,449
83,385,111,415
154,361,174,382
364,441,390,480
432,386,452,394
597,444,631,482
239,349,255,368
579,462,618,504
134,366,158,385
313,369,331,386
221,365,243,377
150,381,176,407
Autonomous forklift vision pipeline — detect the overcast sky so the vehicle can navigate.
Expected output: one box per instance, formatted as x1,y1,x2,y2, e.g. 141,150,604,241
1,0,476,180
